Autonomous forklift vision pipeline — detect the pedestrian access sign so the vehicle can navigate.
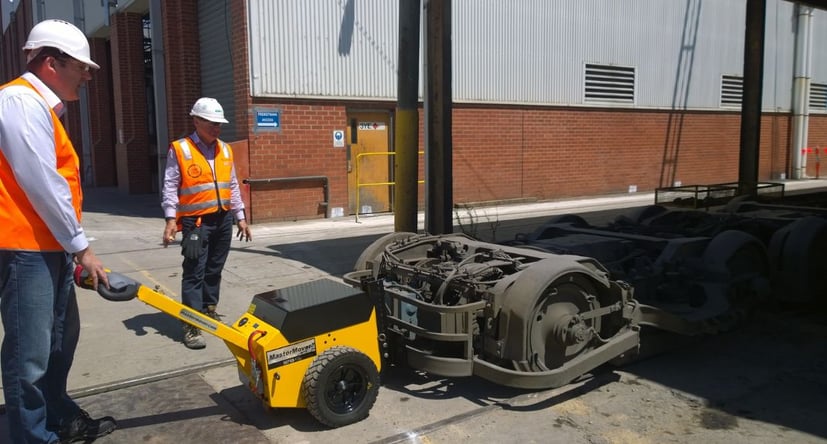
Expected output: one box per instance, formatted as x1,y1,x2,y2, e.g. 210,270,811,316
255,109,281,132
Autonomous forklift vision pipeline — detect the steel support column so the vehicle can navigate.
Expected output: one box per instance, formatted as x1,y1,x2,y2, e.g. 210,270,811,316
738,0,766,197
394,0,421,233
424,0,452,235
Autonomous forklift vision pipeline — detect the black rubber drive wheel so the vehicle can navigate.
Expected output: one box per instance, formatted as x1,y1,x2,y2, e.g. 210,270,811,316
302,346,379,428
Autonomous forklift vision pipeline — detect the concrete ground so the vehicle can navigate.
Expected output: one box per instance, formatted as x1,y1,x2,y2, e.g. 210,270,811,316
1,180,826,444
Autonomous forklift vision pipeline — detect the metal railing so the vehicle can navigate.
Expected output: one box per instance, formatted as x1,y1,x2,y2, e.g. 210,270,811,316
654,181,785,209
354,151,424,222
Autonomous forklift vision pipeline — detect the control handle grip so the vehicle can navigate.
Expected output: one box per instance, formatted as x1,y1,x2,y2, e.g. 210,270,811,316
73,265,140,302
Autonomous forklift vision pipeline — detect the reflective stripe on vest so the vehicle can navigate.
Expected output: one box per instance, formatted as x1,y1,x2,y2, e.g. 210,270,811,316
172,137,233,217
0,77,83,251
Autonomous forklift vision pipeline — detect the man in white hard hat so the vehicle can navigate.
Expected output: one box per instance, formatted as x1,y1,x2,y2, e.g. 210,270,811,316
161,97,251,349
0,19,116,443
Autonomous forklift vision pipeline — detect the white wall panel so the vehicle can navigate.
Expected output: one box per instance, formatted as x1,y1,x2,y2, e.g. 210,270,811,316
811,8,827,84
246,0,808,111
249,0,398,99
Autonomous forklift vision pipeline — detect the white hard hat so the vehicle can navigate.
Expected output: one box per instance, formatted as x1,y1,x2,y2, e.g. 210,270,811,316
22,19,99,70
190,97,229,123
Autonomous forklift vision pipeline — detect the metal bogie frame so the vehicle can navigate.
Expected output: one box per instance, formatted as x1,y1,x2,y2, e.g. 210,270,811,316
345,228,790,391
345,233,654,390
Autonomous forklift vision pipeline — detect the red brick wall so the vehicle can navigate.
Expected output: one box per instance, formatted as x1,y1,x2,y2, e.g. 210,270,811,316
88,38,117,187
806,115,827,178
229,0,250,145
240,103,803,223
110,12,153,194
228,0,251,212
245,100,354,222
460,107,791,201
162,0,201,140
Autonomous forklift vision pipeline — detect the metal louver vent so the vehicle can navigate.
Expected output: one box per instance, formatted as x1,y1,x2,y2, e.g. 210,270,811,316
584,64,635,104
720,75,743,107
810,83,827,110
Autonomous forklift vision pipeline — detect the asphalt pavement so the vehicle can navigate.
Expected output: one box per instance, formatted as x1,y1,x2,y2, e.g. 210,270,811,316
0,179,826,443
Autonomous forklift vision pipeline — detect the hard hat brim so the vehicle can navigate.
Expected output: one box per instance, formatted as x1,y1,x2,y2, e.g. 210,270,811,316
75,55,100,70
22,44,101,70
190,112,229,124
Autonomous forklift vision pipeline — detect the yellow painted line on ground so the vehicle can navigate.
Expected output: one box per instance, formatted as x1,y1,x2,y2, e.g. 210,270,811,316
121,256,178,298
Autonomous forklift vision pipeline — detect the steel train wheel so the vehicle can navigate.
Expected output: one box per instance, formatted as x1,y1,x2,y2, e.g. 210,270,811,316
700,230,770,326
302,346,379,428
768,216,827,304
517,274,602,372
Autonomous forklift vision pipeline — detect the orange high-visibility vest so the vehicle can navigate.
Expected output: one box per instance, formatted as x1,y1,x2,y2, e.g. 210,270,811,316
171,137,233,217
0,77,82,251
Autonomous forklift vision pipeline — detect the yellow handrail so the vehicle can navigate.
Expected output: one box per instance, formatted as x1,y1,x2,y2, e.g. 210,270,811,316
354,151,424,222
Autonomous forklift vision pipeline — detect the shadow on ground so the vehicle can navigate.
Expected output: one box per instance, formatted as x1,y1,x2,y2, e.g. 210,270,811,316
83,187,159,218
122,312,186,342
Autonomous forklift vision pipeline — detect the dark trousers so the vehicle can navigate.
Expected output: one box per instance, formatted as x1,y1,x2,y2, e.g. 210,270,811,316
180,210,233,311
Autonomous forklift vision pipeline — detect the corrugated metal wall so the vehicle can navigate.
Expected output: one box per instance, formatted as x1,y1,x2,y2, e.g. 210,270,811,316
248,0,399,99
246,0,805,111
763,0,796,112
199,0,237,141
810,7,827,113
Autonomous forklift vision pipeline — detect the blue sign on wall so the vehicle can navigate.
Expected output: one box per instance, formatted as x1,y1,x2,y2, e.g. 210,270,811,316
255,109,281,132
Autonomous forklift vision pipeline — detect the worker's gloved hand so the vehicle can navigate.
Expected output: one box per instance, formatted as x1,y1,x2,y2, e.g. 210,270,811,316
181,226,204,260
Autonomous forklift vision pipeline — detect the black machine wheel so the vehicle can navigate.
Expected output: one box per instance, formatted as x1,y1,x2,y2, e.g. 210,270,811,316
302,346,379,428
517,273,602,372
353,232,416,272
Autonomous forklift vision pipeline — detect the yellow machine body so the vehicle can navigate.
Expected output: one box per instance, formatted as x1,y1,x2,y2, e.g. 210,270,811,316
231,308,381,408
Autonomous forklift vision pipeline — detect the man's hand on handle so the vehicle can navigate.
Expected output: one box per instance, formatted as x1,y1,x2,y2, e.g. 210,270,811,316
74,247,109,290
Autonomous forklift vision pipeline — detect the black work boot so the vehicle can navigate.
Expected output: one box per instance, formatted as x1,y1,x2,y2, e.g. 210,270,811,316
58,409,117,443
203,304,222,322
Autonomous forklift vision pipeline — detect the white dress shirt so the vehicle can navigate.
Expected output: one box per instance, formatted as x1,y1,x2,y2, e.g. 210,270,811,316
0,72,89,253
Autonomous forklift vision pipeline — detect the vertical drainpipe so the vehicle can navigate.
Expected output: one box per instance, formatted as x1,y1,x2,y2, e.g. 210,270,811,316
149,0,169,195
73,0,95,186
791,4,812,180
36,0,45,21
